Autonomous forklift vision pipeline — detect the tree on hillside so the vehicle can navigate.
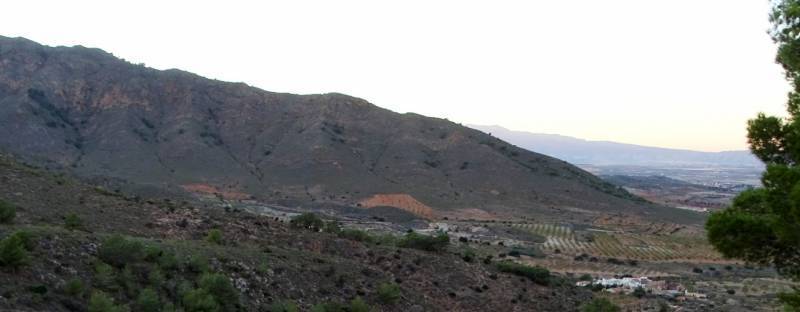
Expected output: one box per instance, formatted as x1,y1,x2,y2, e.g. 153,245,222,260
706,0,800,309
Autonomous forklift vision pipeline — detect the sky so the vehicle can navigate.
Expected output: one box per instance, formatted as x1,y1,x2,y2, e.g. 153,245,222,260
0,0,790,152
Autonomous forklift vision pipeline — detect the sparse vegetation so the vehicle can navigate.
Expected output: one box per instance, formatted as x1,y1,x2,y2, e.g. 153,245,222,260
0,199,15,224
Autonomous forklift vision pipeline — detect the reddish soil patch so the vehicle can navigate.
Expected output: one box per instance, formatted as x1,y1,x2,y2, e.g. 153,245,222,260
359,194,436,219
181,183,251,200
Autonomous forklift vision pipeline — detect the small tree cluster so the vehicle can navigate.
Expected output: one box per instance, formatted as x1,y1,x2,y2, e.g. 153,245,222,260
398,231,449,252
98,235,146,268
496,261,550,285
0,231,33,269
290,213,324,231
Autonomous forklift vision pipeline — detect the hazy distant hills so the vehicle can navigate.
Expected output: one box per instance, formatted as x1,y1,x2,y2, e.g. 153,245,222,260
0,36,694,222
470,125,762,168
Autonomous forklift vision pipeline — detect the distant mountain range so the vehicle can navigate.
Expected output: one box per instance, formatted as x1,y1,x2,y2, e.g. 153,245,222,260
470,125,763,168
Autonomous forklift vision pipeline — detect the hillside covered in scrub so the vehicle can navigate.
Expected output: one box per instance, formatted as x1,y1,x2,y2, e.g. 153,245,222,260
0,153,595,311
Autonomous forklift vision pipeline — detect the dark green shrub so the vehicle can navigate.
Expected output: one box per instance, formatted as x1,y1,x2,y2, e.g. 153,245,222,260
270,300,299,312
206,229,223,245
88,291,127,312
462,249,476,263
118,265,138,297
398,231,449,252
633,287,646,298
377,282,401,304
186,255,209,273
148,266,165,288
7,231,34,251
63,278,85,297
27,284,47,294
98,235,145,267
158,251,179,270
290,213,324,231
94,262,117,290
0,232,29,269
183,288,219,312
349,297,370,312
144,245,163,262
65,213,83,230
0,200,15,224
579,298,620,312
135,288,161,312
496,261,550,285
199,273,239,311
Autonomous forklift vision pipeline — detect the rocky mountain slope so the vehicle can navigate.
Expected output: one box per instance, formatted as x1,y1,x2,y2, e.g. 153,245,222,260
0,36,687,222
0,153,591,311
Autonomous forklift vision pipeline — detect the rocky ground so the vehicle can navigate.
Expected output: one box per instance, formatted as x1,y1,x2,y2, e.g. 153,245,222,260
0,153,593,311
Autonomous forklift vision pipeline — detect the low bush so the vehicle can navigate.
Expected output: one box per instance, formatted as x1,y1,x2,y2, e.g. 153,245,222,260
349,297,370,312
311,302,347,312
63,278,85,297
579,298,620,312
0,200,15,224
206,229,223,245
98,235,145,267
496,261,550,285
398,231,449,252
64,213,83,230
377,282,401,304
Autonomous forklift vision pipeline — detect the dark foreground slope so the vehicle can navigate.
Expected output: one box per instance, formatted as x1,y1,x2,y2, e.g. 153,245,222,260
0,36,686,222
0,154,590,311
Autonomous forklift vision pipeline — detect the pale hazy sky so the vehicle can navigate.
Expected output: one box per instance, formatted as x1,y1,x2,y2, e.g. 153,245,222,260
0,0,790,151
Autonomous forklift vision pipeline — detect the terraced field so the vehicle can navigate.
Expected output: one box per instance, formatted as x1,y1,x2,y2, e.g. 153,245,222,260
512,223,722,261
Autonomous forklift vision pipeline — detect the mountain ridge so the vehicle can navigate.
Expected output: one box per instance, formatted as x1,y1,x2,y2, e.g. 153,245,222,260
0,36,696,224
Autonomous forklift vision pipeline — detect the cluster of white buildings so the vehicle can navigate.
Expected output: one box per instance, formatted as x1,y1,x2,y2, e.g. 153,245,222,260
577,276,706,300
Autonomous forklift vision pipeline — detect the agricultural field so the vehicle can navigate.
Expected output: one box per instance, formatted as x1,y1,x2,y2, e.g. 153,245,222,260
510,222,723,262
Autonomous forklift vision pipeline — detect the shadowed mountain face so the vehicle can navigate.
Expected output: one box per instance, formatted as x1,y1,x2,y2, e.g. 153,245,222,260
0,36,685,221
470,125,762,168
